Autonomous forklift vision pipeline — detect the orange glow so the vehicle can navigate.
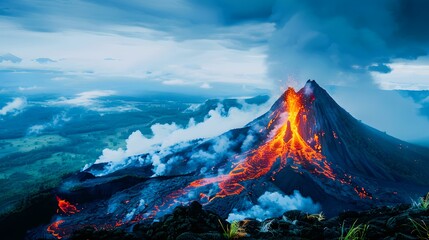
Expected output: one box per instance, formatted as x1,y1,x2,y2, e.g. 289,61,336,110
47,220,65,239
199,192,210,201
115,220,124,227
187,88,335,199
354,186,373,199
56,196,79,215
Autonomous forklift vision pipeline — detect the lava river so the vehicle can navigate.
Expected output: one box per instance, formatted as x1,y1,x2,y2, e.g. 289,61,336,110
186,87,336,199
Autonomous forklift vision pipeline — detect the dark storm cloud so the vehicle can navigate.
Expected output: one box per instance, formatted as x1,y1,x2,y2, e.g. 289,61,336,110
175,0,429,86
263,0,429,85
368,64,392,74
395,0,429,43
189,0,275,24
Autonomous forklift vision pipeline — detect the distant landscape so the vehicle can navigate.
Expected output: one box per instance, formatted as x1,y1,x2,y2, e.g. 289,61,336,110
0,93,269,217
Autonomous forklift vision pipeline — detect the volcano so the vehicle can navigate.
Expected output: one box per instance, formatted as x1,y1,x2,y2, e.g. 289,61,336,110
33,80,429,239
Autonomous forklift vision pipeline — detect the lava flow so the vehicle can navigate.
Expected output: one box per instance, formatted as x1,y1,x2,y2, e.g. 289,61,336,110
47,220,65,239
187,88,335,199
56,196,79,215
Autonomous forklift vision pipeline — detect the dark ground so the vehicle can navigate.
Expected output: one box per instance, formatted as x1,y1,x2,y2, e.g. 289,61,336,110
39,200,429,240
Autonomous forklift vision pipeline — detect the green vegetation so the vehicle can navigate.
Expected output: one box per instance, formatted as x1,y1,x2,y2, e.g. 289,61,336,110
218,219,247,239
414,192,429,210
409,218,429,240
339,220,369,240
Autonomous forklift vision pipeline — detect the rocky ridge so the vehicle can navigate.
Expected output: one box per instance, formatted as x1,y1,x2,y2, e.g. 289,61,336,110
66,200,429,240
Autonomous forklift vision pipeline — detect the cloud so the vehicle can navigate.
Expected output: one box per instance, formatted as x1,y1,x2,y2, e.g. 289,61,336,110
0,97,27,116
18,86,40,91
48,90,141,113
51,90,116,107
162,79,188,86
368,63,392,74
0,53,22,63
2,0,429,91
200,83,212,89
0,0,272,95
34,58,56,64
265,0,429,89
91,100,271,174
373,59,429,90
0,25,270,93
227,190,320,221
27,112,71,135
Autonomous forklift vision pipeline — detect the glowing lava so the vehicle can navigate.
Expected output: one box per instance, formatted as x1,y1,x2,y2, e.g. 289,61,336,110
56,196,79,214
187,88,335,199
47,220,65,239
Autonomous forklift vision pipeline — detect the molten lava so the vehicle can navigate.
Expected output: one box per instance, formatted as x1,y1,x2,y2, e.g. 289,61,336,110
47,220,65,239
187,88,335,199
56,196,79,215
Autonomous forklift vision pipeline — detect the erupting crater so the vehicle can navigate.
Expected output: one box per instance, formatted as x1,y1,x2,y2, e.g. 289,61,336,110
187,87,336,199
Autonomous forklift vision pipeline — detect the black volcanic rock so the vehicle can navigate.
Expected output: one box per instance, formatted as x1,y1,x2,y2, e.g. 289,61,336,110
70,227,138,240
64,202,429,240
132,201,225,240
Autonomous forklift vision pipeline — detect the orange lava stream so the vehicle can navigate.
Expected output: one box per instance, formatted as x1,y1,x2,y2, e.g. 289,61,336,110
47,220,65,239
56,196,79,214
188,88,335,199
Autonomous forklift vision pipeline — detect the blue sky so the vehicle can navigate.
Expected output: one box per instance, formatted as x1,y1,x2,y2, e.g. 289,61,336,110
1,0,429,96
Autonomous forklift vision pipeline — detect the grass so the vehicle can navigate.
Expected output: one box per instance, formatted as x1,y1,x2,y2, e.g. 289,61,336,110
413,192,429,210
339,220,369,240
409,218,429,240
218,219,247,239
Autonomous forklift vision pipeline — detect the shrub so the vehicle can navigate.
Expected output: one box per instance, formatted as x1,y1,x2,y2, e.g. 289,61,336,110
416,193,429,210
218,219,247,239
339,220,369,240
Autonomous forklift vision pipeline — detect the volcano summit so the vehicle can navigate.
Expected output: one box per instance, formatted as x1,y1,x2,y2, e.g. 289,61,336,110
35,80,429,239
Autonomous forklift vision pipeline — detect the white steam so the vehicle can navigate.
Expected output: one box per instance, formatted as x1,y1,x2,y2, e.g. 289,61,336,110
90,101,271,175
303,81,314,96
0,97,27,116
227,190,320,222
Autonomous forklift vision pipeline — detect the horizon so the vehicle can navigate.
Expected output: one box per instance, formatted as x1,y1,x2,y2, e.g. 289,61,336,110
2,1,429,141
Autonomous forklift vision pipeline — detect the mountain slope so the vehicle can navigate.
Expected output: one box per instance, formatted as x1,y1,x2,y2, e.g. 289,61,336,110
31,80,429,239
